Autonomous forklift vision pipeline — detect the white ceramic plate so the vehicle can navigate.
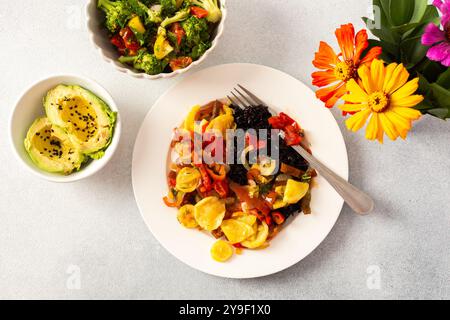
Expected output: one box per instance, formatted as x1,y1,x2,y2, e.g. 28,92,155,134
132,63,348,278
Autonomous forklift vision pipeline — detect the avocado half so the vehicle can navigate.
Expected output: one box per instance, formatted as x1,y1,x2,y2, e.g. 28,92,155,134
24,118,85,175
44,85,117,159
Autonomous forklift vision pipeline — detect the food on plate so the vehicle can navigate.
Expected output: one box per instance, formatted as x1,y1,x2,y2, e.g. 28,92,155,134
24,85,117,175
97,0,222,75
164,100,316,262
210,240,233,262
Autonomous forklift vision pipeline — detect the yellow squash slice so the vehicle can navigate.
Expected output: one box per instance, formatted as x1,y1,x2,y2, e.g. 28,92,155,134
184,105,201,132
283,179,310,204
242,221,269,249
231,213,257,226
177,205,198,229
221,219,256,244
211,240,233,262
194,197,226,231
176,167,201,193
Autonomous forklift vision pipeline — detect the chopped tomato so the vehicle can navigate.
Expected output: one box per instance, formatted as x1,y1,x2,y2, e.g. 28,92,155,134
170,22,185,45
110,34,126,49
190,6,208,18
269,112,303,146
284,125,303,146
120,27,140,51
213,179,229,198
169,56,193,71
268,112,296,129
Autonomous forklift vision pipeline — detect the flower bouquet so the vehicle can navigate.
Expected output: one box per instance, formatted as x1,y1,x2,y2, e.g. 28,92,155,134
312,0,449,143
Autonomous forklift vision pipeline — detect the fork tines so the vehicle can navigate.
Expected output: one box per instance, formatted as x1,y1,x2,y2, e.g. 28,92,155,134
228,84,267,109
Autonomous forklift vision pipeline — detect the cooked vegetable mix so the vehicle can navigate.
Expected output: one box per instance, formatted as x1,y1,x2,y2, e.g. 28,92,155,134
97,0,222,75
164,100,315,262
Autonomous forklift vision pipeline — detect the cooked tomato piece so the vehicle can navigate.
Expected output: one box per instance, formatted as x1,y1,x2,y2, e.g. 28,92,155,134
170,22,186,45
190,6,209,18
169,56,193,71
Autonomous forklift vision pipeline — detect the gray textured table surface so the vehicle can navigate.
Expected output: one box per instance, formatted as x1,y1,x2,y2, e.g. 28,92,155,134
0,0,449,300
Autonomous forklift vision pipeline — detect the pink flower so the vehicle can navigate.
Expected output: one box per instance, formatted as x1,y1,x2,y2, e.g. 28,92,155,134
422,0,450,67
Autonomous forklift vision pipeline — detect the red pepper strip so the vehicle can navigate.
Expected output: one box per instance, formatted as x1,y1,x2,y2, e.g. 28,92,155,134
233,243,244,249
206,165,226,181
213,179,229,198
163,196,178,208
272,212,286,225
265,215,273,226
190,6,208,19
198,165,213,192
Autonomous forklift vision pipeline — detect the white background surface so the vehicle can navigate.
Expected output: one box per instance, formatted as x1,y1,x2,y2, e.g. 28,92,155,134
0,0,449,299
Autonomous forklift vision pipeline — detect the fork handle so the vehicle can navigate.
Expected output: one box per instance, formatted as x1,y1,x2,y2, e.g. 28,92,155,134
291,145,374,215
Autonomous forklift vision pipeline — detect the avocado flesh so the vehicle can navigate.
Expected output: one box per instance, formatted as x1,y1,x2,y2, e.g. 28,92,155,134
24,118,85,175
44,85,116,158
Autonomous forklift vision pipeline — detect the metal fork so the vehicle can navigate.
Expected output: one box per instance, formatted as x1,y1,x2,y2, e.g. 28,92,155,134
228,85,374,215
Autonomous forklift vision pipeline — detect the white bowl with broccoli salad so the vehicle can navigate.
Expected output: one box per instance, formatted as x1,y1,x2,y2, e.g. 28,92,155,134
86,0,227,79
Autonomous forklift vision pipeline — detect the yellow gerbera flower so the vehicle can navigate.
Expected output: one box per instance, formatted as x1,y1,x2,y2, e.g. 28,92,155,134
340,59,424,143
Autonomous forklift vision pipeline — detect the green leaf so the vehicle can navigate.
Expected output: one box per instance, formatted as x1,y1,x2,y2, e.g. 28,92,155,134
409,0,428,23
427,108,449,119
436,69,450,90
400,35,428,66
430,83,450,109
389,0,415,26
392,22,421,35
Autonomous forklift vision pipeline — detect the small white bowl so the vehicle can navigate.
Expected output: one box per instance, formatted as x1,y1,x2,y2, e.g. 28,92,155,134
86,0,227,80
9,75,122,183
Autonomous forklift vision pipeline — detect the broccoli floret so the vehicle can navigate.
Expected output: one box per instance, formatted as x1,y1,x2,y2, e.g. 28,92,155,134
191,0,222,23
127,0,162,24
98,0,132,33
190,41,211,59
181,16,209,46
160,0,178,15
119,51,166,75
160,8,190,28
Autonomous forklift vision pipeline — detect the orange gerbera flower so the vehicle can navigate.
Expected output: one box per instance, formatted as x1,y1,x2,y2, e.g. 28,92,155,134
312,23,382,108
